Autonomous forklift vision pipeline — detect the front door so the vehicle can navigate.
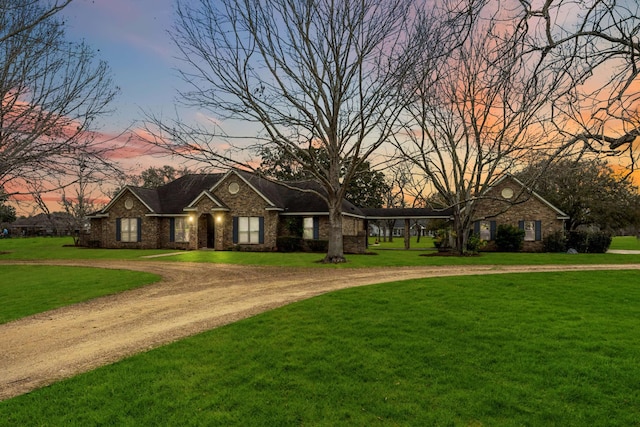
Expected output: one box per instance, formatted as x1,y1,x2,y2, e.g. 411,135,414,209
206,214,215,248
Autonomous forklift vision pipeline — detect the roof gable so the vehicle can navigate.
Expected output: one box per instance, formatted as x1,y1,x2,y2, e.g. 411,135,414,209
488,174,569,219
99,169,368,217
210,169,283,209
156,174,225,214
101,186,157,214
185,190,229,211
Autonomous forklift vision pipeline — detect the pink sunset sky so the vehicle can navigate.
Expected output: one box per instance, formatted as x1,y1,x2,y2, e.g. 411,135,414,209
7,0,639,214
60,0,199,173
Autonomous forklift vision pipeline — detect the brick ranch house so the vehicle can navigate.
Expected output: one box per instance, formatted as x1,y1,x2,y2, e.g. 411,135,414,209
88,170,568,253
471,175,569,252
88,169,373,253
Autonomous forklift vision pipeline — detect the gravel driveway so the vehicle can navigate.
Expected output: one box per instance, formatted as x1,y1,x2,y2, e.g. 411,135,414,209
1,259,639,401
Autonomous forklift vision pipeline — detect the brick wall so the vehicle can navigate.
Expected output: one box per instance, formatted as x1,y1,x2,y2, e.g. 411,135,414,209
474,177,566,252
90,174,368,254
344,232,367,254
89,190,160,249
209,175,279,251
342,216,364,236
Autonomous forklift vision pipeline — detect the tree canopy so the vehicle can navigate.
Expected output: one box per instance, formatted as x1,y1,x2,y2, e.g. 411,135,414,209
135,165,192,189
0,187,16,223
256,146,389,208
516,158,640,233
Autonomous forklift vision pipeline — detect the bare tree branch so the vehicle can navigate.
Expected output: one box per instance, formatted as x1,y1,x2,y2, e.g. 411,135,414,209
520,0,640,167
0,0,120,201
396,0,571,253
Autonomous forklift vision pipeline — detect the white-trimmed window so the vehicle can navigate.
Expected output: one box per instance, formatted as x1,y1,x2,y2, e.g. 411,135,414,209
120,218,139,242
479,221,491,241
173,217,190,242
523,220,536,241
303,217,314,240
238,216,261,244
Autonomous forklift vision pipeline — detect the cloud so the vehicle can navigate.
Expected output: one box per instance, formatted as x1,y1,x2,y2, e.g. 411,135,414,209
64,0,175,60
99,130,167,160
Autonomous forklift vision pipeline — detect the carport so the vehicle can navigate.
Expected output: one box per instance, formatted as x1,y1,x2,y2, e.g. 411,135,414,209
362,207,453,249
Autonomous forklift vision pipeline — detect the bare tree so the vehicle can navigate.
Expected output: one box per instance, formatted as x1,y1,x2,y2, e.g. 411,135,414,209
59,151,121,245
396,1,569,253
518,0,640,171
0,0,72,44
145,0,413,262
60,157,98,245
0,0,119,199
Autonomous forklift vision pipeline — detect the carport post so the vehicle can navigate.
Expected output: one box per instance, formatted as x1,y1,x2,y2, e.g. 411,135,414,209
404,218,410,250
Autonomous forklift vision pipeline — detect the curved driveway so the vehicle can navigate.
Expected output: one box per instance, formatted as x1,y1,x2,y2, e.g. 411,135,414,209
1,260,639,400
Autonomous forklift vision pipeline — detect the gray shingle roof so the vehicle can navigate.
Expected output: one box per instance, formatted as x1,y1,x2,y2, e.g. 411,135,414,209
119,170,364,216
99,170,460,221
156,174,225,213
236,170,364,215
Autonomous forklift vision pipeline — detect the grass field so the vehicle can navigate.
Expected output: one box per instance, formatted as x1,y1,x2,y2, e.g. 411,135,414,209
0,265,159,324
609,235,640,250
368,235,437,249
1,236,639,424
1,271,638,425
2,236,640,267
0,237,175,260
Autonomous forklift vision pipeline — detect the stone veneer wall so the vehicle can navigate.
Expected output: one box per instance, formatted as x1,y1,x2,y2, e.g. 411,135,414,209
209,175,280,251
344,232,367,254
89,190,160,249
474,178,566,252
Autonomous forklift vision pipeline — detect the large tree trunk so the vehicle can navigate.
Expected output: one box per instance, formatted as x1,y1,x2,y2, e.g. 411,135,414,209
386,219,395,242
324,198,346,263
452,212,470,255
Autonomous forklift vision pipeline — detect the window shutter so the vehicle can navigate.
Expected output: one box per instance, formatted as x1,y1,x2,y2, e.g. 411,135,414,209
232,217,238,244
137,218,142,242
490,221,497,240
313,217,320,240
259,217,265,244
518,220,524,230
473,221,480,235
169,218,175,242
535,220,542,241
116,218,121,241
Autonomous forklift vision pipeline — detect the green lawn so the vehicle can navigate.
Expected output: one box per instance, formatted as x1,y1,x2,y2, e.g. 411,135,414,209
2,271,638,426
166,248,640,267
609,235,640,250
368,235,437,249
0,237,178,260
0,265,160,324
3,236,639,267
